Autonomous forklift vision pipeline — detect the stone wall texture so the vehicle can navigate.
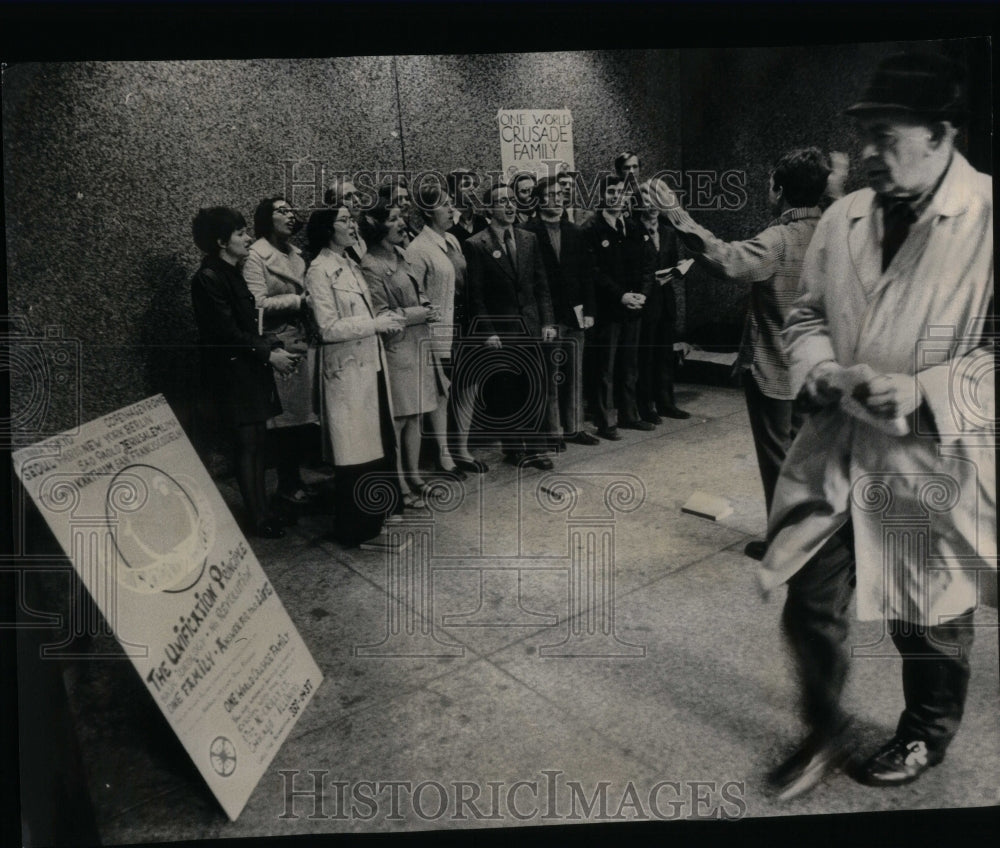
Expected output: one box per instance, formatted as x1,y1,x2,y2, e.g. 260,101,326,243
4,40,989,434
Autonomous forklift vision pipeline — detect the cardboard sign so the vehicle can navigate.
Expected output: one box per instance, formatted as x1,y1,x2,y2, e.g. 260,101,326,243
497,109,574,183
12,395,323,821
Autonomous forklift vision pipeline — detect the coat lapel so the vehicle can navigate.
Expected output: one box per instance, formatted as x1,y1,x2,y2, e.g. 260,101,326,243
486,228,517,280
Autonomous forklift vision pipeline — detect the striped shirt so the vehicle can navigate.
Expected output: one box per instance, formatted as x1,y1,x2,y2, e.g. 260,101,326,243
663,205,822,399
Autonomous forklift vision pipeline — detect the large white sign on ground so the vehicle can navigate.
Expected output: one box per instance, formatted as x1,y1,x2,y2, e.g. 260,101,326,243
497,108,574,182
12,394,323,821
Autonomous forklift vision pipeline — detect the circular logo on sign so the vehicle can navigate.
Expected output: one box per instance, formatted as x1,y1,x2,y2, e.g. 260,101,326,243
105,464,215,594
209,736,237,777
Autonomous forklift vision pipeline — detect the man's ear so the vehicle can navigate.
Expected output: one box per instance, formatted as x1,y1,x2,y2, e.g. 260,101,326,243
928,121,954,148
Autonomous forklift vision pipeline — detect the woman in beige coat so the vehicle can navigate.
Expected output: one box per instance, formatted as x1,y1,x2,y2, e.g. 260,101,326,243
304,206,405,546
244,196,318,512
361,199,448,509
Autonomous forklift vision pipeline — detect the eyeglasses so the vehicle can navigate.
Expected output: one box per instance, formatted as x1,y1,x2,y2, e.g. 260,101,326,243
334,216,353,224
273,206,296,216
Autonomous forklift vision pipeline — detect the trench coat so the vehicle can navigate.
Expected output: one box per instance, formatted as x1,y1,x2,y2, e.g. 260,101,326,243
362,246,447,418
759,153,996,626
243,238,318,428
304,247,393,466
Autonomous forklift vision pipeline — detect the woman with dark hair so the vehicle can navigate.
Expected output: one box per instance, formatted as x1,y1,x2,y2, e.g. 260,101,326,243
406,182,487,475
244,197,319,515
360,198,449,508
304,206,405,546
190,206,298,538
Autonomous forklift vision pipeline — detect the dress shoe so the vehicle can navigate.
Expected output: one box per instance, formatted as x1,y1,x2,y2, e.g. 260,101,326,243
254,520,286,539
744,540,768,561
660,404,691,419
621,419,655,431
435,461,467,480
597,427,622,441
454,457,489,474
767,724,852,801
567,431,600,446
641,411,663,425
856,737,943,787
525,455,554,470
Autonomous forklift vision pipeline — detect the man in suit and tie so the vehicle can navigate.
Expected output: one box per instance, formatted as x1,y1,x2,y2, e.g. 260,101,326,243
582,174,656,440
463,182,557,469
523,176,600,449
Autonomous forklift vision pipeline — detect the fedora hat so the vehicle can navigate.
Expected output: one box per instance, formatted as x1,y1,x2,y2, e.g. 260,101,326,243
846,52,967,122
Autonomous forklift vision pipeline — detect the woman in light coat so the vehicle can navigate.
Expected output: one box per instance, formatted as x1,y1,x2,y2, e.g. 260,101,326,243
304,206,405,546
361,198,448,508
244,196,318,512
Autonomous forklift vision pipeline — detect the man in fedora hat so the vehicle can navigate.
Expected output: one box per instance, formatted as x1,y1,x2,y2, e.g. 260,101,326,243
755,51,994,799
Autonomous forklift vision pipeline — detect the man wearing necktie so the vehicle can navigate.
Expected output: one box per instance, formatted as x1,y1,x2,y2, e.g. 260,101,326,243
583,174,656,440
746,52,994,800
463,182,557,469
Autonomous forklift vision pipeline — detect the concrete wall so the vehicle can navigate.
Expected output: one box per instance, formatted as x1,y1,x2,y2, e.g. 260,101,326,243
4,41,989,435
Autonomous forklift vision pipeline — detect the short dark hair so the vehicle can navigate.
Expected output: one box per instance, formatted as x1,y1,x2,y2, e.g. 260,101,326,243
358,196,397,246
614,151,640,177
252,196,286,241
416,183,447,222
532,176,561,202
509,172,536,191
771,147,832,207
192,206,246,255
447,168,476,199
598,174,625,207
481,180,509,207
305,207,339,256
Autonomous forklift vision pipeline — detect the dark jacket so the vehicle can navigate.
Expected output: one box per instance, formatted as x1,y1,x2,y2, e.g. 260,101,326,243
582,213,655,323
463,225,553,338
521,216,597,328
191,255,281,425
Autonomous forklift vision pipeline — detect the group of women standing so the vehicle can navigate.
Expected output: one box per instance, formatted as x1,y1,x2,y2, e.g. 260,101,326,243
190,185,477,547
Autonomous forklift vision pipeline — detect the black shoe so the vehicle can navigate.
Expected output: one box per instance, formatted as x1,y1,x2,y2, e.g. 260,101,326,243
597,427,622,441
767,724,852,801
660,405,692,419
526,455,554,470
435,461,468,481
856,737,943,787
744,540,768,561
454,457,489,474
621,419,655,431
567,431,600,446
641,411,663,425
254,520,286,539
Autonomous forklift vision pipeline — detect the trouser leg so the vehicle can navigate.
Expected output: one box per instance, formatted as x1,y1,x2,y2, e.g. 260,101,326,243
561,328,584,435
616,318,641,423
594,322,620,429
782,523,857,738
743,373,799,515
890,610,975,753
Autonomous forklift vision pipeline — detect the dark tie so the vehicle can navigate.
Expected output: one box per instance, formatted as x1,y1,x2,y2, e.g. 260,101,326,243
881,198,916,271
616,219,626,240
504,229,517,273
